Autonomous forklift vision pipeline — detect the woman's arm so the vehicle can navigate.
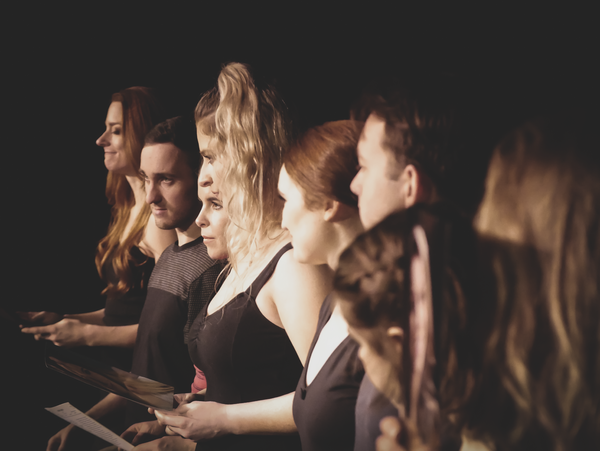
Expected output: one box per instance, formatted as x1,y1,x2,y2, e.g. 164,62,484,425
154,392,297,440
65,308,106,325
153,250,333,440
21,321,138,348
265,249,333,364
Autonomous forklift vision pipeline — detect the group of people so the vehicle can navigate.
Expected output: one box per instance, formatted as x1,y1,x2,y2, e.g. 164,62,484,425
20,62,599,451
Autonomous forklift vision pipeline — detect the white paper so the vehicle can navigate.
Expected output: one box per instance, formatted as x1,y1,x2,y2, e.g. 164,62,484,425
45,402,133,450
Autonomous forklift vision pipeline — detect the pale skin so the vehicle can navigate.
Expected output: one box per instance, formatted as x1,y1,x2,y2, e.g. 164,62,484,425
350,113,437,230
278,164,364,384
125,131,331,447
21,102,175,349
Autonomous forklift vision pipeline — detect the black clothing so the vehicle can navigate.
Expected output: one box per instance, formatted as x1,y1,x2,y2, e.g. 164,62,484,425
101,245,154,371
354,374,399,451
131,237,222,391
293,294,364,451
127,237,222,425
188,243,302,451
103,246,154,327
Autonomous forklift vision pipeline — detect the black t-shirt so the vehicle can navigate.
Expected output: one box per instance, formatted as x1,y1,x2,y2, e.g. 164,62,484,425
127,237,222,424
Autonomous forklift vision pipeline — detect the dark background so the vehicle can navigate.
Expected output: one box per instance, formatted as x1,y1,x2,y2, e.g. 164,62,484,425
3,2,598,449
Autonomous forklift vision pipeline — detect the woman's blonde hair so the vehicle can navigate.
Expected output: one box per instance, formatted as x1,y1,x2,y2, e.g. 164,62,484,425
468,115,600,450
95,87,164,296
195,63,291,270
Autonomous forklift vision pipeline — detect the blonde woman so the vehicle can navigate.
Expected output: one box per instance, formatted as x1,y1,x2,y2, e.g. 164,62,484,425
134,64,331,451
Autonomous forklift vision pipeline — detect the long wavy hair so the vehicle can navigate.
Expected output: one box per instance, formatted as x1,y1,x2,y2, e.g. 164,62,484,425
195,63,291,271
467,115,600,450
95,87,164,296
334,204,479,448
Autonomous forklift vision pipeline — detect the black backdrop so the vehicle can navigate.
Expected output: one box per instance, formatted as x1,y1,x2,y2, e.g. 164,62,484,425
3,3,598,449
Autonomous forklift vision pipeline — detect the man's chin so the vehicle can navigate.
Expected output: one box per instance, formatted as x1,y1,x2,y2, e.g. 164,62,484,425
155,220,175,230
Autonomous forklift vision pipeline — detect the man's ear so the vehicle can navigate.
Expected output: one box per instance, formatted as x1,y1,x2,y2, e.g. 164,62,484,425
400,164,436,207
324,200,356,222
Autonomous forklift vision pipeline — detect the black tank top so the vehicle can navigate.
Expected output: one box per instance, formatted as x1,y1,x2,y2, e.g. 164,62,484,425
103,245,154,327
188,243,302,451
293,293,364,451
101,245,154,370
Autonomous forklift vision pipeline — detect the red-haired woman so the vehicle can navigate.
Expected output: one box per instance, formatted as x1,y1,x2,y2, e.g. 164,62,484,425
278,120,367,451
21,87,174,368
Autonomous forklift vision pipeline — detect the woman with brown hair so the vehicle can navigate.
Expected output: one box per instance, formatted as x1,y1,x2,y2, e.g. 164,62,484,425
279,120,366,451
21,87,174,364
131,63,331,451
459,115,600,451
333,203,479,451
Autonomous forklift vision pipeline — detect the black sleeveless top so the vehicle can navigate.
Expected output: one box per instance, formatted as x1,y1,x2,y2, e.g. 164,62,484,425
100,245,154,370
293,293,364,451
188,243,302,451
103,245,154,327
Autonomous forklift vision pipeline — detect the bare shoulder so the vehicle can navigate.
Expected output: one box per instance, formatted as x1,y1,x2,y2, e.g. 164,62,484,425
265,248,333,363
139,215,177,260
271,249,333,296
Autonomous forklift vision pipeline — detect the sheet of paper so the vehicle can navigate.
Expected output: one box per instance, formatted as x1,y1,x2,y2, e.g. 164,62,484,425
45,402,133,451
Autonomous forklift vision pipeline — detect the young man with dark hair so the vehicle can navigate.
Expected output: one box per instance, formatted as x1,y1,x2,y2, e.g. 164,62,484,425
350,77,478,451
47,116,225,451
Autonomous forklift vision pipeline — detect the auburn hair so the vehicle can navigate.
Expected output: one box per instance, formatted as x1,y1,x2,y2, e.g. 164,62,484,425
284,120,362,210
95,87,164,296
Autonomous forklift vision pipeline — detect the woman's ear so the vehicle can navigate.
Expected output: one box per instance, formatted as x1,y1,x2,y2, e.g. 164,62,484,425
324,200,356,222
386,326,404,355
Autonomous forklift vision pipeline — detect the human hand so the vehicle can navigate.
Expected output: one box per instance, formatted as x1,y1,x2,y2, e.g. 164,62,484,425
46,424,89,451
21,318,89,347
154,401,228,441
121,420,167,446
131,436,196,451
377,416,435,451
147,392,204,417
17,311,63,326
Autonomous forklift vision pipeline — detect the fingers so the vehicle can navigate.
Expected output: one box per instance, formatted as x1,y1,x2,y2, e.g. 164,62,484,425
377,416,404,451
154,410,184,429
380,416,402,438
21,324,52,335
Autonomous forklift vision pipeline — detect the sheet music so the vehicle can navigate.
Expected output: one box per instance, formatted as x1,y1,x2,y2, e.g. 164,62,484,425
45,402,133,450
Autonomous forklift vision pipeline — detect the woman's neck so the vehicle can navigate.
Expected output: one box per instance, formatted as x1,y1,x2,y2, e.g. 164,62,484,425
125,174,145,207
327,215,364,270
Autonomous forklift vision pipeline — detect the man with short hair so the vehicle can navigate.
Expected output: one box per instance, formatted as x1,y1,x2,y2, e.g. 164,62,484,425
47,116,225,451
351,78,463,230
350,77,472,451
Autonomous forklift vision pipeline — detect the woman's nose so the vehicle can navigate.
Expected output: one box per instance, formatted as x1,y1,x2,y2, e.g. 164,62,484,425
96,130,109,147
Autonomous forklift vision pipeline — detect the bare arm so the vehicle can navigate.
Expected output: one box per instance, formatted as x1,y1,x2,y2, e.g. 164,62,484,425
266,249,333,364
21,321,138,348
64,308,106,325
17,308,105,327
153,250,333,440
154,392,296,440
